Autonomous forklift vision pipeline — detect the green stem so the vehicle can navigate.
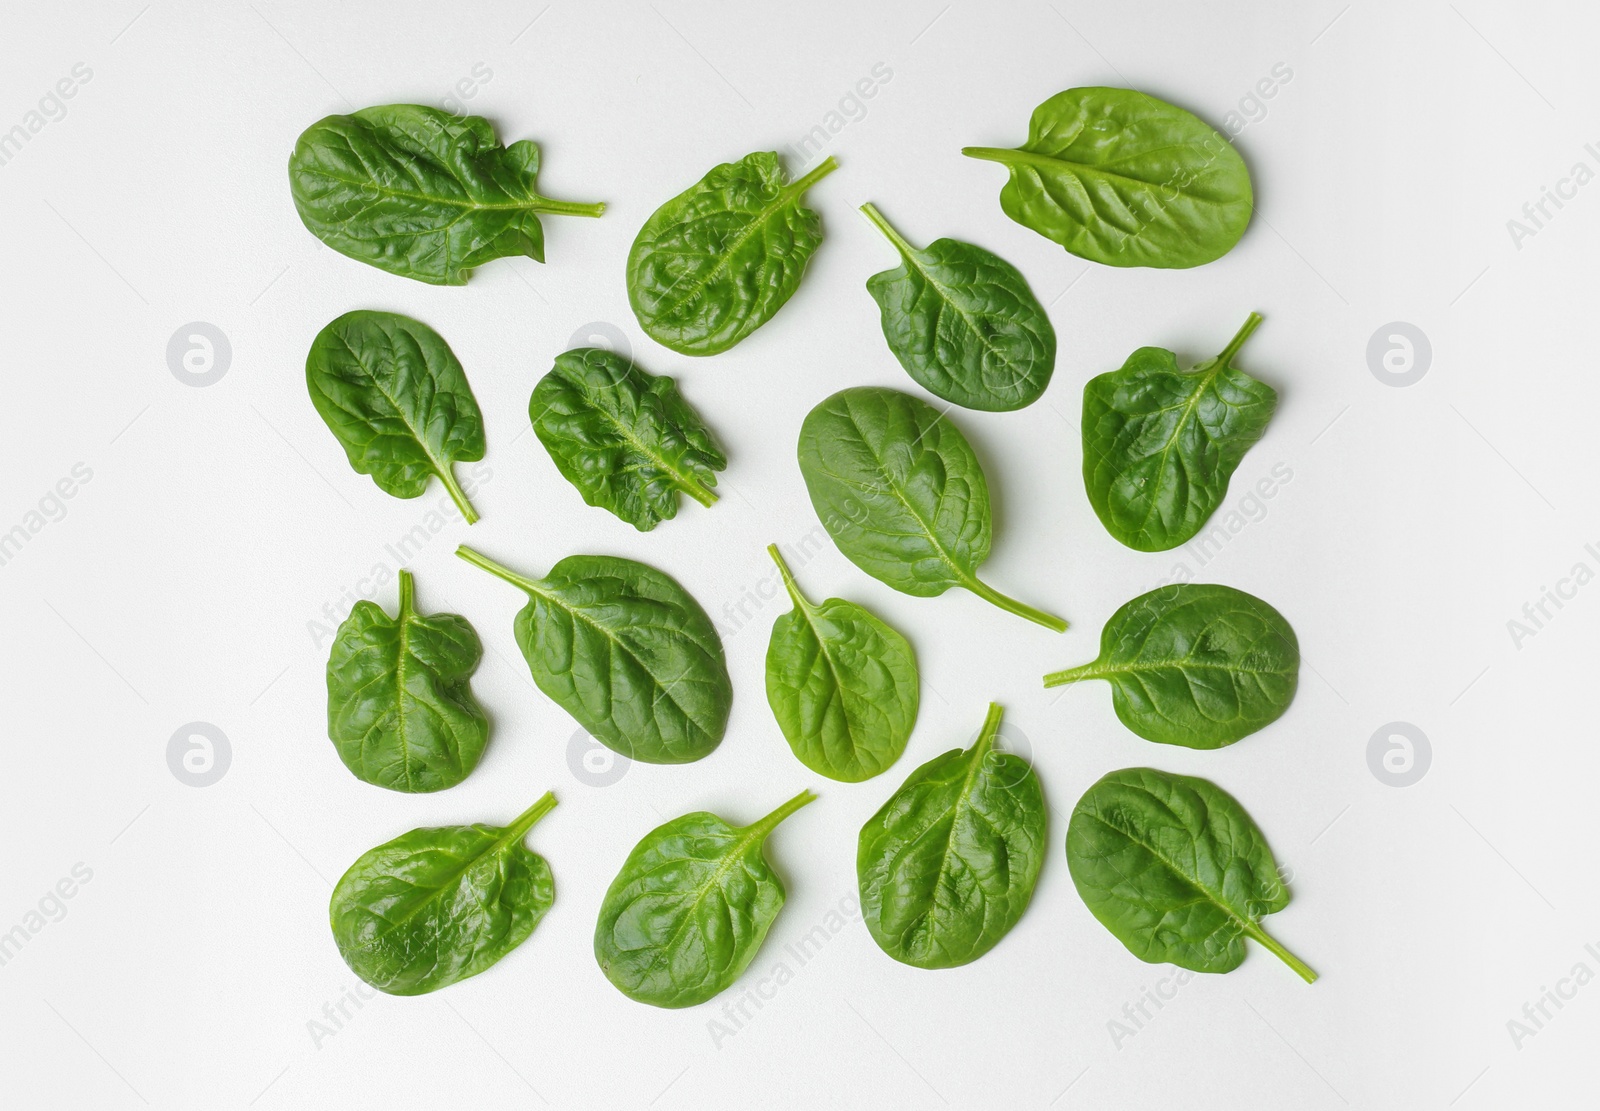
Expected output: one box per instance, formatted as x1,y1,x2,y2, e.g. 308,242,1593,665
972,702,1004,759
788,155,839,196
679,476,719,508
505,790,558,842
1216,312,1264,367
396,567,415,615
745,788,819,840
1245,922,1318,984
437,465,479,525
767,544,812,612
533,195,607,218
455,545,542,594
965,577,1067,633
961,145,1024,166
1042,660,1104,688
859,202,918,258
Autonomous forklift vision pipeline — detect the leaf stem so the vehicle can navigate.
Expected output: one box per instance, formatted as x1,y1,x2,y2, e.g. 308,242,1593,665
396,567,415,615
965,577,1067,632
506,790,559,842
680,476,719,508
455,545,542,595
960,146,1014,165
788,155,839,196
437,465,480,524
972,702,1004,759
1245,922,1318,984
745,788,819,840
766,544,812,613
1215,312,1264,367
1042,661,1105,688
533,196,607,218
858,202,918,258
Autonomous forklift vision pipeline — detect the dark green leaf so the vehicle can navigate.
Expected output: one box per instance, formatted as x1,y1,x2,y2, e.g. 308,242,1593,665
1082,313,1277,551
963,87,1252,269
595,789,816,1007
1067,767,1316,982
797,386,1066,631
325,569,488,792
765,544,918,782
288,104,604,285
330,791,558,995
861,203,1055,412
305,310,485,522
1043,583,1298,748
627,152,836,355
456,546,730,764
529,347,725,531
858,703,1045,968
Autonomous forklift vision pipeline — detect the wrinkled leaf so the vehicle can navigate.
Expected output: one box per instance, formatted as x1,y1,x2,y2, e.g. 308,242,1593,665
595,789,816,1007
326,569,488,792
1067,767,1315,982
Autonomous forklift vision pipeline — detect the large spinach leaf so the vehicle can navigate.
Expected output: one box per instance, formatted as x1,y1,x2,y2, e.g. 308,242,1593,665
594,789,816,1007
1043,583,1298,748
1067,768,1315,982
1082,313,1276,551
326,569,487,792
861,203,1055,411
288,104,604,285
765,544,918,782
797,387,1066,631
529,347,725,531
857,703,1046,968
329,791,558,995
627,152,836,356
456,546,730,763
306,310,486,522
963,87,1252,269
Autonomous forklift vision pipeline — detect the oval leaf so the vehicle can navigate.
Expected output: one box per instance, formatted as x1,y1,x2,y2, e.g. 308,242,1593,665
628,152,836,355
1043,583,1298,748
963,87,1252,269
1067,767,1316,981
858,703,1046,968
329,792,558,995
595,789,816,1007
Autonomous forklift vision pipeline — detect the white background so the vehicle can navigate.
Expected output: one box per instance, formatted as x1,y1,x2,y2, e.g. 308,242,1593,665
0,1,1591,1107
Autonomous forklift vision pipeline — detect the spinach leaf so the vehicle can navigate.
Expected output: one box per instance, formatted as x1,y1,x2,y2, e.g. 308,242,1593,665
765,544,918,782
1082,313,1276,551
627,152,836,355
326,569,488,792
963,87,1252,269
330,791,558,995
529,347,725,531
594,789,816,1007
455,546,730,763
1067,767,1315,982
306,310,486,522
1043,583,1298,748
861,203,1055,412
288,104,605,285
857,703,1046,968
797,386,1066,631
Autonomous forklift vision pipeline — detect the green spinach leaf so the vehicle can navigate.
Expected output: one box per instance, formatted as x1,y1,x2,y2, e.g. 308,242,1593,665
963,87,1252,269
797,386,1066,631
330,791,558,995
529,347,725,530
765,544,918,782
306,310,485,522
627,152,836,355
858,703,1045,968
1043,583,1298,748
456,546,730,763
1067,767,1315,982
594,789,816,1007
1082,313,1276,551
861,203,1055,411
289,104,604,285
326,569,488,792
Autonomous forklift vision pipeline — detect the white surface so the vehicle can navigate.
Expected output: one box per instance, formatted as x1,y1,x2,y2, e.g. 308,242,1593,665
0,1,1591,1107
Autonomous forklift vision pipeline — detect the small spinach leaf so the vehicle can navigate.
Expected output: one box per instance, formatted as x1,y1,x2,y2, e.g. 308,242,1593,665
765,544,918,782
861,203,1055,411
456,546,730,764
529,347,725,531
627,152,836,355
1082,312,1277,551
326,569,488,792
797,386,1066,631
1067,767,1315,982
306,310,485,522
594,789,816,1007
858,703,1046,968
963,87,1251,269
1043,583,1298,748
288,104,604,285
330,791,558,995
